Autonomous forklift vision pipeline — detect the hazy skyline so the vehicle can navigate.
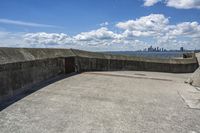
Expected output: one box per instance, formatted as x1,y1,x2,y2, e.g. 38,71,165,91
0,0,200,51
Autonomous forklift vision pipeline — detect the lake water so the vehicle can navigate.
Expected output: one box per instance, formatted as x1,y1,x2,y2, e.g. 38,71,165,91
106,51,186,59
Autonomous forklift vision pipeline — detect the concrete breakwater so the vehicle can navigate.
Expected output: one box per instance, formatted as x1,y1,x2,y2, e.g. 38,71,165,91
0,48,199,103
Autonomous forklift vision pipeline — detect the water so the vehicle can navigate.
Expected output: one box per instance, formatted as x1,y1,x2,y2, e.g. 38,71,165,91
106,51,186,59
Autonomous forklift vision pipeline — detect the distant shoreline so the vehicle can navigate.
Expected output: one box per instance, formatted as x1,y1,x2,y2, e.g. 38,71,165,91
104,51,189,59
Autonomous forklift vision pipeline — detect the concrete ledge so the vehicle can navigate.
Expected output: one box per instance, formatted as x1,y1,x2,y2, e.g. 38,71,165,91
72,49,198,64
0,47,75,64
0,47,199,103
75,57,198,73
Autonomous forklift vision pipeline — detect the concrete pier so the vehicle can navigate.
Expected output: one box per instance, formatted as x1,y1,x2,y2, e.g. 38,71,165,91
0,71,200,133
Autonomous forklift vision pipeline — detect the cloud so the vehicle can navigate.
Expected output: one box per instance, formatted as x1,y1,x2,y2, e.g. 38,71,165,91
0,18,59,28
143,0,200,9
116,14,169,37
21,29,144,50
167,22,200,37
116,14,200,39
1,14,200,50
143,0,161,6
24,32,74,46
73,27,125,47
166,0,200,9
116,14,200,49
74,27,120,41
100,22,109,27
0,31,25,47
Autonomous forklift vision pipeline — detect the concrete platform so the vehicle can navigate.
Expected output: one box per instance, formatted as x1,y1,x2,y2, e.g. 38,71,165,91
0,71,200,133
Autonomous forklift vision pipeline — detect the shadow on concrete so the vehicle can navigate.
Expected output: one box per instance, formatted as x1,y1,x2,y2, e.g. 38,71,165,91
0,73,78,111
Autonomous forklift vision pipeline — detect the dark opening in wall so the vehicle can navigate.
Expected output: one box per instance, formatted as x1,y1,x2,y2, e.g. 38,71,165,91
65,57,75,74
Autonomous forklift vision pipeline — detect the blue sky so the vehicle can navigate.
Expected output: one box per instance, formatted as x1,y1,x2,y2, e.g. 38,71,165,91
0,0,200,51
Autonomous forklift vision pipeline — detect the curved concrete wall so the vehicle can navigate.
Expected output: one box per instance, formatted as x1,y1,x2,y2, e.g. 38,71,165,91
0,58,65,103
75,57,198,73
0,48,74,103
0,48,199,103
0,47,75,64
73,49,199,73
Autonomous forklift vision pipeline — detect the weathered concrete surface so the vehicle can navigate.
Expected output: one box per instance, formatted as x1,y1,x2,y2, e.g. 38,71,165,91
0,58,66,103
0,47,75,64
75,56,198,73
186,67,200,88
185,53,200,88
196,52,200,65
0,71,200,133
1,48,198,104
73,49,199,73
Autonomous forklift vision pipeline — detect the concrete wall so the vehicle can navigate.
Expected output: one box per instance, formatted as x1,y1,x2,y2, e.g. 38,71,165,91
196,52,200,65
186,53,200,88
75,57,198,73
73,49,199,73
0,47,75,64
0,48,75,103
186,67,200,88
0,48,199,103
0,58,65,102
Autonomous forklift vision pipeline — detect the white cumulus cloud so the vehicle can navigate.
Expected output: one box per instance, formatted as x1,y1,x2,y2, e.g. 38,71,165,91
74,27,118,41
1,14,200,50
168,22,200,37
74,27,126,47
116,14,200,49
143,0,200,9
0,31,25,47
100,22,109,27
24,32,74,46
116,14,169,37
166,0,200,9
144,0,161,6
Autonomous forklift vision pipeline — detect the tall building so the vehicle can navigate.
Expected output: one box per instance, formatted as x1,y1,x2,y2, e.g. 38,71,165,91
180,47,184,52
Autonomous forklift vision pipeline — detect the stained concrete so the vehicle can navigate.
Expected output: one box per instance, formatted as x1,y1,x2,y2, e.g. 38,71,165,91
0,71,200,133
196,53,200,65
186,68,200,88
185,53,200,88
0,47,75,64
0,58,66,103
1,48,198,103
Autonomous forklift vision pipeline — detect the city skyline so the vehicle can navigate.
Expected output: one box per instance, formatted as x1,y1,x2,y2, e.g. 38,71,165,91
139,46,187,52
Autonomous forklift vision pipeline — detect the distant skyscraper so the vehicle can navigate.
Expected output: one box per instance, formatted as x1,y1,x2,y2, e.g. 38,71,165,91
180,47,184,52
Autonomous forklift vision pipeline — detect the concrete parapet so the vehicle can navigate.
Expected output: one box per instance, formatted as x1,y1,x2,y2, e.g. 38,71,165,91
72,49,199,73
0,47,75,64
0,58,65,103
0,47,199,103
